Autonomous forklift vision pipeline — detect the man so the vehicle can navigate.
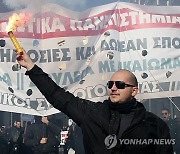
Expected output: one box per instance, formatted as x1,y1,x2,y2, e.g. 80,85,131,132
16,50,173,154
7,121,24,154
0,125,8,154
161,108,179,154
24,116,60,154
64,121,85,154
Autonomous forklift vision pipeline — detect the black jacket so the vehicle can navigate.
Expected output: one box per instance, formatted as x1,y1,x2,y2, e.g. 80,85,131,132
0,135,8,154
165,119,180,153
26,65,173,154
24,121,60,153
65,124,85,154
6,126,24,154
7,126,23,144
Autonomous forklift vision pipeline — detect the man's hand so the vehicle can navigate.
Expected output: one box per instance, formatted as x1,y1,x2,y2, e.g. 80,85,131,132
16,49,35,70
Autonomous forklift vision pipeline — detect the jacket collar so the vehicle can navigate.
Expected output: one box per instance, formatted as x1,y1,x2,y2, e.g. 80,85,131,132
99,100,146,135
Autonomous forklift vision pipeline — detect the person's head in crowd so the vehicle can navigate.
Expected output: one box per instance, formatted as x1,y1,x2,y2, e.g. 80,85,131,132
161,108,171,121
107,69,138,103
1,125,5,129
14,121,21,128
27,121,31,127
0,125,6,132
62,126,67,131
68,119,73,127
34,116,42,123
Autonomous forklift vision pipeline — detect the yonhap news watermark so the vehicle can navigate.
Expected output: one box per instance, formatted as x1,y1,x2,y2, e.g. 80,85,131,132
118,138,176,145
104,135,176,149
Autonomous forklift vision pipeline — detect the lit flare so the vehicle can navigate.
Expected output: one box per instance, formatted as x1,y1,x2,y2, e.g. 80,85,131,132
6,12,31,53
8,31,22,53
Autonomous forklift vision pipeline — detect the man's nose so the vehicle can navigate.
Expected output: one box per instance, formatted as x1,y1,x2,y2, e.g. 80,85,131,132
111,83,117,90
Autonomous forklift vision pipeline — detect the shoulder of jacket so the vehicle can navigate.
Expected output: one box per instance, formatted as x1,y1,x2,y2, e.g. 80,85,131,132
84,100,103,107
145,111,160,121
145,111,168,127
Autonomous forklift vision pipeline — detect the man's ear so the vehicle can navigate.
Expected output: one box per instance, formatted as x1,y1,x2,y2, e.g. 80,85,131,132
132,87,138,97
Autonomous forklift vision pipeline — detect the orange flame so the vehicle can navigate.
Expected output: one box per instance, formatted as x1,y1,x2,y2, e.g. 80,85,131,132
6,12,32,32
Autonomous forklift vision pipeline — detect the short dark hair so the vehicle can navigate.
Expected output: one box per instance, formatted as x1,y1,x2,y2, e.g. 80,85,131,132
35,116,41,123
162,108,170,113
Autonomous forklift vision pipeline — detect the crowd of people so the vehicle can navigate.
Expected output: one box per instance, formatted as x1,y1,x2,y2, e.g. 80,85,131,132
0,116,61,154
0,116,85,154
0,110,179,154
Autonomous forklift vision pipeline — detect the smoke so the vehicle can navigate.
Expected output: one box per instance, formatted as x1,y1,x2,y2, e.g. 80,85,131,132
2,0,87,11
47,0,87,9
3,0,87,32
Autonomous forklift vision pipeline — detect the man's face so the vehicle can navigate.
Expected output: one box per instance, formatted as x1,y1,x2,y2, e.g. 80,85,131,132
16,122,21,128
162,110,170,121
108,71,138,103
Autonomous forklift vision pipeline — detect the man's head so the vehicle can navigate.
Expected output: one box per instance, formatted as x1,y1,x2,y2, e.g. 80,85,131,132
34,116,42,123
161,108,171,121
108,70,138,103
14,121,21,128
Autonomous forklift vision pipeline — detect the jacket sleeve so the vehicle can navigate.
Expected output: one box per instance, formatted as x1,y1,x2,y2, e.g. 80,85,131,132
25,65,100,125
